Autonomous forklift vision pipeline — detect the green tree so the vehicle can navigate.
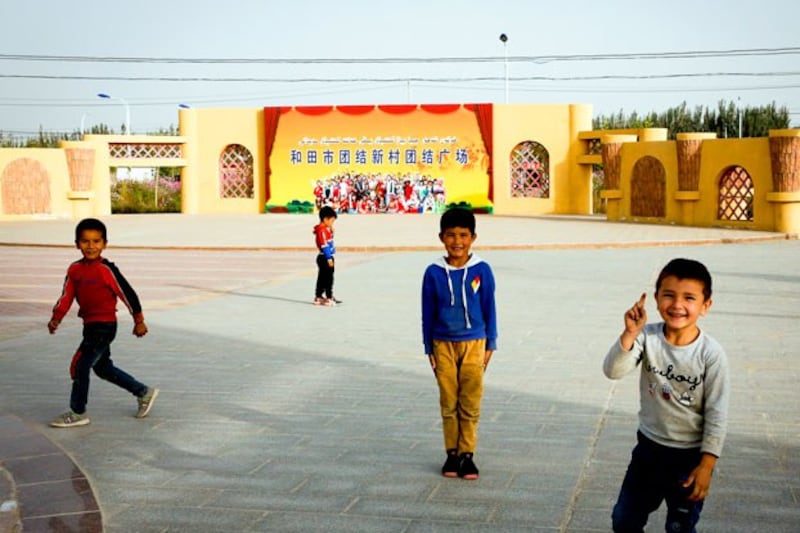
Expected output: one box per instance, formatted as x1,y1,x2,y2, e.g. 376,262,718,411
592,100,790,139
0,122,179,148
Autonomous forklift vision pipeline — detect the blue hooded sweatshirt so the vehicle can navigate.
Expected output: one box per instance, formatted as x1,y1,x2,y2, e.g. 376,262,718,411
421,253,497,355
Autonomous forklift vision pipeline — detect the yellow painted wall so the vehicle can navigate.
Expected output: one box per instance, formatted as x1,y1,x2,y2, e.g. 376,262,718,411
0,148,72,219
179,107,265,214
603,136,785,231
695,138,772,230
2,105,798,233
492,103,593,216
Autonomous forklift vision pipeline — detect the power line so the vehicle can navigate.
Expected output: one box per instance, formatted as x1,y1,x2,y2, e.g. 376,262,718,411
2,72,800,83
1,47,799,64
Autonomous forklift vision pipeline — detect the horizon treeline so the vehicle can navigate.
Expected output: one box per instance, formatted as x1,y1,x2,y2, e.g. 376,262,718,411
592,99,790,139
0,100,792,148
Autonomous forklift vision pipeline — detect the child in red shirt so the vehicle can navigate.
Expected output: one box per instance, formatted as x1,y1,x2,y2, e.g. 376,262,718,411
313,206,341,306
48,218,158,428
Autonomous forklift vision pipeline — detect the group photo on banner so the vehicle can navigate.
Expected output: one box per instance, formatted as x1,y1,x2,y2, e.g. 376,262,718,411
313,171,447,215
264,103,494,215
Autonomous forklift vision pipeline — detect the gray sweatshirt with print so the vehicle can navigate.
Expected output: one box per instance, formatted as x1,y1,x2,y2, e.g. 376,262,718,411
603,323,730,457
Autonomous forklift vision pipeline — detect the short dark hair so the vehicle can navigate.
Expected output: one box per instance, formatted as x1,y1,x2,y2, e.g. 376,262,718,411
655,258,712,300
75,218,107,243
318,206,337,221
439,207,475,234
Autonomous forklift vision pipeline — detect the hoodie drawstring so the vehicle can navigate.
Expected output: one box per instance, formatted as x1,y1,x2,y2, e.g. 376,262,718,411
444,262,471,329
445,263,455,307
462,265,471,329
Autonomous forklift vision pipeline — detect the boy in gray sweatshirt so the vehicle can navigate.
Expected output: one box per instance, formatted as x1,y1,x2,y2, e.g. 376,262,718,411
603,258,729,533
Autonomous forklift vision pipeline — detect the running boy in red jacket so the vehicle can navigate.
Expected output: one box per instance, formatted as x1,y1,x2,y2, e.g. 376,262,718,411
48,218,158,428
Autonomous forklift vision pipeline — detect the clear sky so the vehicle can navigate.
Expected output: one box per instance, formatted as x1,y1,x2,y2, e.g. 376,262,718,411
1,0,798,136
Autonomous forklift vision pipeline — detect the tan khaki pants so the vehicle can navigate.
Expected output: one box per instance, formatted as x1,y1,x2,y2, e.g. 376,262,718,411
432,338,485,454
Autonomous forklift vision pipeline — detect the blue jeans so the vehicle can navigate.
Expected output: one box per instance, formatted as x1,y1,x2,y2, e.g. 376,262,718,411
69,322,147,414
612,431,705,533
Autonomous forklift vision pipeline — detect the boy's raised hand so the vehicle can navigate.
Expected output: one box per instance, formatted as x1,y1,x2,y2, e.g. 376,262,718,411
625,293,647,331
620,293,647,350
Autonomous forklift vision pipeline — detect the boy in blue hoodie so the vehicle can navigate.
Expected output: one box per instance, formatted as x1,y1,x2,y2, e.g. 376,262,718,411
422,207,497,480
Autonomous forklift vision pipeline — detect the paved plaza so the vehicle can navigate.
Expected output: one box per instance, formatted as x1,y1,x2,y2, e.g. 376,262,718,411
1,214,798,532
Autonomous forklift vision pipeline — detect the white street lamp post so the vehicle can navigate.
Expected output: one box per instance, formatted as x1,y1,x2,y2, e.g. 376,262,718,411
80,113,89,137
738,97,743,139
97,93,131,135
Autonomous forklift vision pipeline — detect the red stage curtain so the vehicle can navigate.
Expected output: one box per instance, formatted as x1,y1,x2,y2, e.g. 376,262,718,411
378,104,417,115
337,105,376,115
420,104,461,114
263,107,282,203
472,104,494,202
295,106,334,116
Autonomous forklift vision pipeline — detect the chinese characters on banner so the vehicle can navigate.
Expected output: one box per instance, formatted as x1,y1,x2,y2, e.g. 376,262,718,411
266,105,491,214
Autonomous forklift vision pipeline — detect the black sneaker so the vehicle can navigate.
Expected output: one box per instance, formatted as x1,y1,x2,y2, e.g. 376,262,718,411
441,449,460,478
458,452,479,480
330,297,343,304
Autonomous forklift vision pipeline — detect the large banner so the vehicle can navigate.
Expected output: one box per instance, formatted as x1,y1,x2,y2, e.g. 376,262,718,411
265,104,492,213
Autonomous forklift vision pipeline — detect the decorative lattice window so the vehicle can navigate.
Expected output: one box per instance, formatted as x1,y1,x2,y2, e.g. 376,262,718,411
219,145,254,199
630,156,666,217
718,166,754,221
586,138,602,155
109,143,182,159
510,141,549,198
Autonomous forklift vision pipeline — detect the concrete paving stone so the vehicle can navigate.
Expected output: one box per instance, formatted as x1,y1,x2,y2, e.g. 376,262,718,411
16,476,98,517
207,490,356,514
359,479,442,501
250,511,411,533
493,503,571,529
164,470,307,492
406,521,548,533
432,484,574,506
347,497,496,522
1,217,799,531
21,511,103,533
96,485,222,508
106,504,265,532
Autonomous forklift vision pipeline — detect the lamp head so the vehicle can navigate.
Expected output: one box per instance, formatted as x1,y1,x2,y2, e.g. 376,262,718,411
499,33,508,43
97,93,111,99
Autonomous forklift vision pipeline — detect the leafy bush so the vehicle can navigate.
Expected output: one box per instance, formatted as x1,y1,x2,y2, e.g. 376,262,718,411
111,177,181,213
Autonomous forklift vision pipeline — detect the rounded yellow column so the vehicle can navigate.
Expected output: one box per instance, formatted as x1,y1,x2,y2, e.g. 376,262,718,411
568,104,594,214
639,128,668,142
178,108,200,214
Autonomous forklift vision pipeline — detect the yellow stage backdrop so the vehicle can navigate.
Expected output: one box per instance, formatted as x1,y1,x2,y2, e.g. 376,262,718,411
265,104,492,208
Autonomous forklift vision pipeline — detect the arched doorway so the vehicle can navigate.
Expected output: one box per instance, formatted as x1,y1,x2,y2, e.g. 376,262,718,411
631,156,666,217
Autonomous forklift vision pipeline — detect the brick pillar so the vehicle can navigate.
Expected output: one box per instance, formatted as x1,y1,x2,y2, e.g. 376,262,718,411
65,148,95,191
676,133,716,191
767,129,800,233
61,145,97,219
600,134,637,220
769,131,800,192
